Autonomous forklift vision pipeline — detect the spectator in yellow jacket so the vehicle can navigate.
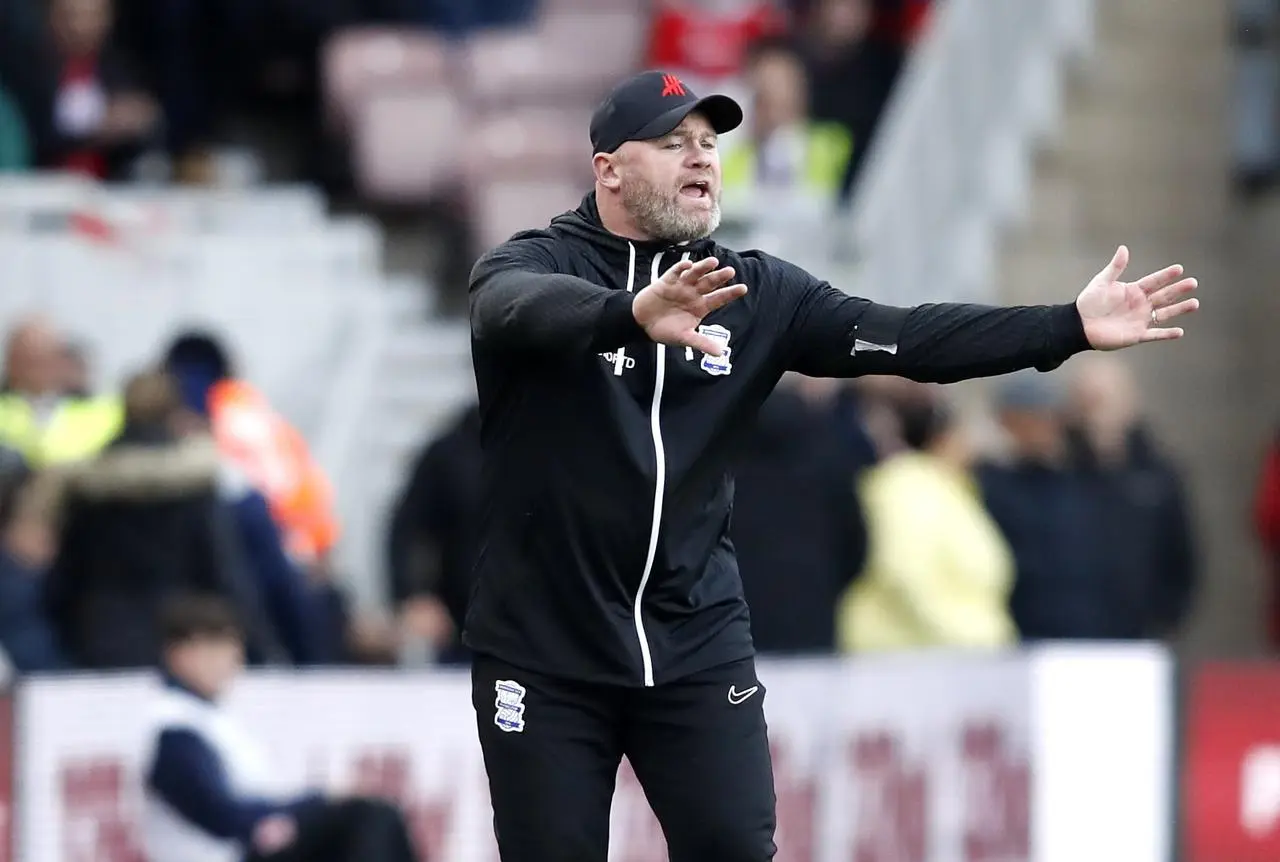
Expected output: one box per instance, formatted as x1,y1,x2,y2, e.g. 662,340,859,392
839,391,1017,652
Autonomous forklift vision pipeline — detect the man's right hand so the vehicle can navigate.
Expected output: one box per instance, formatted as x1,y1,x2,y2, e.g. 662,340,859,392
631,258,747,356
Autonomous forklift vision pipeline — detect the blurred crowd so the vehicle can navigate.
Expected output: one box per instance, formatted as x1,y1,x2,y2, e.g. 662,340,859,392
0,310,1217,681
0,0,930,310
0,316,395,682
0,0,924,184
6,0,1280,679
387,357,1203,663
0,0,548,182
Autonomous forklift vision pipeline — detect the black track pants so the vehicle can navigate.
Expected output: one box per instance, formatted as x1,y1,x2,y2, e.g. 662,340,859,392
472,654,777,861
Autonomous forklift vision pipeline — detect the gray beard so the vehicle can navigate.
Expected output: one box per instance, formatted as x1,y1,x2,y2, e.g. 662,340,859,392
620,173,721,244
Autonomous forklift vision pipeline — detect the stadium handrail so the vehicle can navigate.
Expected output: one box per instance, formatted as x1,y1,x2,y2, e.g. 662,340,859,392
835,0,1096,307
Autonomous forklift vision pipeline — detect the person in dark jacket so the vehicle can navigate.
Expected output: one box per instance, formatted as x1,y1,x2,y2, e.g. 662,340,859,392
799,0,906,198
1,0,161,178
46,370,285,670
1066,354,1198,639
0,455,68,673
977,371,1113,639
730,375,870,654
217,459,329,665
386,402,481,666
464,69,1199,862
170,401,329,667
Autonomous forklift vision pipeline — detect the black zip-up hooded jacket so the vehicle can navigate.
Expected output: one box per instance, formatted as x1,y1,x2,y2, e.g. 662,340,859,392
464,192,1091,686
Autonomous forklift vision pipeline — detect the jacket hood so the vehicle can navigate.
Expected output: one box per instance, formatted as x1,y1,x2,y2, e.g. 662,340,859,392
68,434,221,501
549,193,719,263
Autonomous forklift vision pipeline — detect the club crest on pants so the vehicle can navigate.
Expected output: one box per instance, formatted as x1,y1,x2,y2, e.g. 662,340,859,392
698,324,733,376
494,679,527,733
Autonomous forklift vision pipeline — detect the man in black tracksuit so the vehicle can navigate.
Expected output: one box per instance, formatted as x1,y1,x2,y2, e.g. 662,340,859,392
464,70,1199,861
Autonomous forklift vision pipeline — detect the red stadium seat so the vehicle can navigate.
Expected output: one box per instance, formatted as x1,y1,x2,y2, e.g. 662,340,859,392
469,175,587,253
462,12,646,108
352,88,465,204
463,108,595,183
542,0,649,11
323,27,454,134
463,104,599,251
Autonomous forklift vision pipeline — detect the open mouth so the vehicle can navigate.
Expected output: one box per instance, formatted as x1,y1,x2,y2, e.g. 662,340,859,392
680,181,711,200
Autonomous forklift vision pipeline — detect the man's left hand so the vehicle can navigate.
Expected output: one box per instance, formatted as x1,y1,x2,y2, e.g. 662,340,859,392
1076,245,1199,350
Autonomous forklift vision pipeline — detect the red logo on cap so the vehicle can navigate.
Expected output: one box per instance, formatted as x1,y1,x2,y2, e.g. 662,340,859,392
660,74,686,97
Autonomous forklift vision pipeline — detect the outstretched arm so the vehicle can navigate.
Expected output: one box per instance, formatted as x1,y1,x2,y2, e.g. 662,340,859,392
783,245,1199,381
469,240,646,355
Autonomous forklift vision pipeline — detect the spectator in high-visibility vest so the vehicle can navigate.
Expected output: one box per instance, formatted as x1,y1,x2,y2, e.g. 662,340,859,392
0,317,122,468
719,35,853,218
57,338,94,398
800,0,906,198
162,331,340,573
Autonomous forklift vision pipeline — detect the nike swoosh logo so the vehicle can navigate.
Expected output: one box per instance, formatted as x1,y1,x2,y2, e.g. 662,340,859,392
727,684,759,705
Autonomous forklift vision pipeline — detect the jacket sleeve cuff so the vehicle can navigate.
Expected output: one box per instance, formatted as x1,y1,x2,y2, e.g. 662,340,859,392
1050,302,1092,357
593,291,647,351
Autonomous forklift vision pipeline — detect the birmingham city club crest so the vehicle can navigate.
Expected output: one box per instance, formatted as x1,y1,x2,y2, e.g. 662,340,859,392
697,324,733,376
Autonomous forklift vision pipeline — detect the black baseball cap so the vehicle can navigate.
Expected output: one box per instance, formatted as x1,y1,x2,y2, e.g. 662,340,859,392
589,70,744,156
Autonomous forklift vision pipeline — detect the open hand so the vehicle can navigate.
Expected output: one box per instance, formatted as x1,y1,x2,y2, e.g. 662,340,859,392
1076,245,1199,351
631,257,747,355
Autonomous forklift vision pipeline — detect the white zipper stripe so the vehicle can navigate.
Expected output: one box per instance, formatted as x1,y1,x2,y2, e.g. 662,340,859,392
633,250,688,687
613,242,638,376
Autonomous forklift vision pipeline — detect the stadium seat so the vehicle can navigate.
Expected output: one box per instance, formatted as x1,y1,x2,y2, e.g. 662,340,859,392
462,107,593,250
470,175,585,253
542,0,648,10
464,108,595,185
462,12,645,108
323,27,454,134
461,28,555,107
352,88,465,204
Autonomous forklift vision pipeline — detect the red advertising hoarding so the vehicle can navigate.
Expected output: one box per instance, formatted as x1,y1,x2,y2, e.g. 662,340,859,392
1185,664,1280,861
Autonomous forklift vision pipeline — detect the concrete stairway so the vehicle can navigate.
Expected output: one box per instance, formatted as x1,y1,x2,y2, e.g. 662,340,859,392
993,0,1263,657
